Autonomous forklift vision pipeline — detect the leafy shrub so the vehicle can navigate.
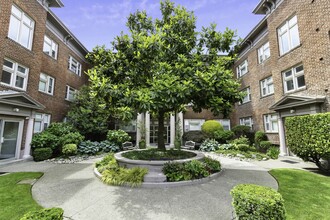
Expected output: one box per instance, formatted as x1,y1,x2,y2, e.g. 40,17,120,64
122,149,196,160
236,144,250,152
213,130,234,144
199,139,220,152
231,184,286,220
60,132,84,146
162,162,187,181
259,141,273,152
97,153,148,187
184,160,209,179
182,131,207,143
107,129,131,146
33,148,53,162
230,136,250,146
46,123,77,136
219,143,234,150
62,144,77,156
232,125,255,144
20,207,64,220
98,140,120,153
78,140,100,155
201,120,223,137
203,157,221,173
285,113,330,172
267,147,280,159
31,132,58,150
255,131,267,148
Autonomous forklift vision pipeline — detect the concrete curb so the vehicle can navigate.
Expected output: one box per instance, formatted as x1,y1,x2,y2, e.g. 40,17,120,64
94,167,223,188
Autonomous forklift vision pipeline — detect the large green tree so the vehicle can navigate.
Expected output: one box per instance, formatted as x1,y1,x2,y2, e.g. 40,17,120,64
87,0,243,150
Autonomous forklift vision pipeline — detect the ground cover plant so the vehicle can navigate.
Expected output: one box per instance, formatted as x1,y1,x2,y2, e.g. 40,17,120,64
0,172,43,219
122,149,196,161
20,208,64,220
96,153,148,187
78,140,120,155
163,157,221,182
270,169,330,220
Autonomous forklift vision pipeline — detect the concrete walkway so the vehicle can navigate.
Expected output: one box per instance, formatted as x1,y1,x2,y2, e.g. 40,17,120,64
0,154,314,220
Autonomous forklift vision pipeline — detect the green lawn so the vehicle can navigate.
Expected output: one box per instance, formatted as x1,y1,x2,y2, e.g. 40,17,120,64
270,169,330,220
0,172,43,220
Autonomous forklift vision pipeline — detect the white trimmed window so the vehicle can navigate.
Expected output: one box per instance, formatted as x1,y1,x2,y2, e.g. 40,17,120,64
216,119,231,130
65,85,77,101
43,36,58,59
258,42,270,63
68,56,81,76
239,117,253,128
184,119,205,132
240,87,251,104
115,120,137,132
236,60,248,78
34,113,51,133
1,59,29,90
8,5,35,50
260,76,274,97
264,114,278,133
283,65,305,93
278,15,300,55
39,73,54,95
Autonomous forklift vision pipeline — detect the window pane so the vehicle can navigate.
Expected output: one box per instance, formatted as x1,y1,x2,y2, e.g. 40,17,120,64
48,78,54,93
286,80,294,91
23,14,32,27
1,70,12,84
289,16,297,27
34,121,42,133
297,75,305,88
280,32,289,54
268,84,274,94
12,6,22,18
272,121,278,132
285,70,292,78
4,60,14,69
8,16,20,40
43,41,51,55
295,65,303,73
290,25,300,48
39,81,46,92
17,66,26,74
15,76,24,88
20,25,31,48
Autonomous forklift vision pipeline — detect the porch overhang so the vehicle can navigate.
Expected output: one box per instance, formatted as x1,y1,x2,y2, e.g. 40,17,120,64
269,95,326,111
0,90,44,110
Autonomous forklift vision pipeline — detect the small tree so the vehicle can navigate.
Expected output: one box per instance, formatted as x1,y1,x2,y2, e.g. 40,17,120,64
87,0,243,150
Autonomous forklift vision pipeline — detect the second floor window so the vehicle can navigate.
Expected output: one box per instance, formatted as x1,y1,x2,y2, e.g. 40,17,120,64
236,60,248,78
8,5,35,50
65,85,77,101
260,76,274,97
1,59,29,90
43,36,58,59
278,15,300,55
68,56,81,76
240,87,251,104
283,65,305,93
39,73,55,95
258,42,270,63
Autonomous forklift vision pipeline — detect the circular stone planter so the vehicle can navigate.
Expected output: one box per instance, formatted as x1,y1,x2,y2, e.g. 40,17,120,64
114,149,205,172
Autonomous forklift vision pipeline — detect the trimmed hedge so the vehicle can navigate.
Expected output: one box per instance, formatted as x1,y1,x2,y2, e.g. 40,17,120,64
62,144,77,156
201,120,223,137
231,184,286,220
231,125,255,144
259,141,273,153
182,131,207,144
285,113,330,171
20,207,64,220
33,148,52,162
255,131,267,148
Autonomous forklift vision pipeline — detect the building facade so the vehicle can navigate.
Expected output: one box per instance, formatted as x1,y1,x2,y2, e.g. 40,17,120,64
231,0,330,155
0,0,89,161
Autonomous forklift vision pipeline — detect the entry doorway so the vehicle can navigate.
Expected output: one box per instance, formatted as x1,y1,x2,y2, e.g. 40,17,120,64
0,119,23,160
149,118,171,144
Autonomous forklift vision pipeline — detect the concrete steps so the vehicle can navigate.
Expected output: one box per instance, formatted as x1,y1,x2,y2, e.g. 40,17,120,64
144,171,167,183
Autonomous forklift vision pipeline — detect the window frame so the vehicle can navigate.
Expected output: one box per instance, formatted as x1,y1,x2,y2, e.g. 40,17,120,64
43,35,58,59
278,15,300,55
184,119,205,132
240,87,251,104
65,85,77,101
68,56,82,76
263,114,279,133
38,73,55,95
1,58,29,90
282,64,305,93
239,117,253,128
8,5,35,50
260,76,274,97
236,60,248,78
33,113,51,133
258,42,270,63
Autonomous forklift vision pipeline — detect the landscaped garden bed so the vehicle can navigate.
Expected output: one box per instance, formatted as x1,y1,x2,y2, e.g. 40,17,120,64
121,148,196,161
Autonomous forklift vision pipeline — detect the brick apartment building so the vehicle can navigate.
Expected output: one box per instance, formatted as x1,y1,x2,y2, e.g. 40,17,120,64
231,0,330,155
0,0,89,161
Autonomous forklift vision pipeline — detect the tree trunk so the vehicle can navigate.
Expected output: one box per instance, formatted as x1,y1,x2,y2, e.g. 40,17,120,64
157,111,166,151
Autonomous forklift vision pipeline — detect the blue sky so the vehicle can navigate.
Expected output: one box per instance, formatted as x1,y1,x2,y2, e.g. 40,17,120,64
52,0,264,51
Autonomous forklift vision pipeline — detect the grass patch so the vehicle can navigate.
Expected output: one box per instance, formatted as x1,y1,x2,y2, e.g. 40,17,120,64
0,172,43,219
270,169,330,220
122,149,196,161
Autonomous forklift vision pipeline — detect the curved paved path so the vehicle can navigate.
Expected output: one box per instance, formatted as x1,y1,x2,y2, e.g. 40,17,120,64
0,155,277,220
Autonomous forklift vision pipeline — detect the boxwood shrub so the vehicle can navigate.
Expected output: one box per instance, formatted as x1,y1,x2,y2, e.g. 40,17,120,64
201,120,223,137
62,144,77,156
20,207,64,220
231,184,286,220
285,113,330,172
33,148,53,162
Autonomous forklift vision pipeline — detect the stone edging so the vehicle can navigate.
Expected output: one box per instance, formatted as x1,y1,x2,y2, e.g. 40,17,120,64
93,167,223,188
